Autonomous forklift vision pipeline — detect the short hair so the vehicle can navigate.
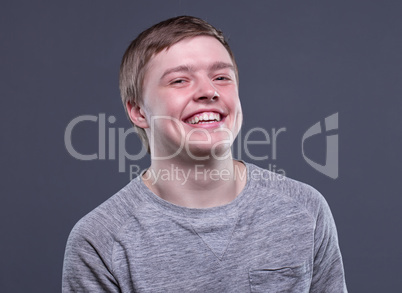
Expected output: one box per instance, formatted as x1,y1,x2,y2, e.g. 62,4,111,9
119,15,238,153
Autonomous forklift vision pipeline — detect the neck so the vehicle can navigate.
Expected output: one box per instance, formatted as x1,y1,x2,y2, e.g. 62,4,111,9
143,156,246,208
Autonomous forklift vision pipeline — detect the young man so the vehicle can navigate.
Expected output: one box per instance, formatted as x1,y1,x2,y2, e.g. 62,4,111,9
63,16,347,292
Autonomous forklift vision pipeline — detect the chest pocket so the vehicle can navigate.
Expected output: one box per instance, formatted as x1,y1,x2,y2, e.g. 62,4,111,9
249,264,311,293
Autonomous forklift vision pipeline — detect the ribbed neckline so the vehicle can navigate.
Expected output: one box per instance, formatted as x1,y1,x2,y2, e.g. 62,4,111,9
128,162,255,220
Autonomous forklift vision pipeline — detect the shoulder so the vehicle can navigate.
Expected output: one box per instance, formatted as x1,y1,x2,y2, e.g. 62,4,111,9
65,177,145,256
63,178,149,290
244,162,330,220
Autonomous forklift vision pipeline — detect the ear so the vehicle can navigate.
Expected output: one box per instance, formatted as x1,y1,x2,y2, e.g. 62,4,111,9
126,101,149,129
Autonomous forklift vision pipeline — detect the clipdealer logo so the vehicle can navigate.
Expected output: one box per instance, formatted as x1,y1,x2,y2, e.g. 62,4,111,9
64,114,147,173
302,113,339,179
64,113,339,179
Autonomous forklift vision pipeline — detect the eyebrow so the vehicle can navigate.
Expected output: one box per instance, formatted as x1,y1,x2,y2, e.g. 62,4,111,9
160,62,235,80
161,65,193,80
209,61,235,72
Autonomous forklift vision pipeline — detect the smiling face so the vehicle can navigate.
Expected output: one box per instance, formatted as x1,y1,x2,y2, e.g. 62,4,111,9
129,36,242,161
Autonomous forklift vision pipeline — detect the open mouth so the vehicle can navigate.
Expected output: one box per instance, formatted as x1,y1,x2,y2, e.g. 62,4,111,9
184,112,222,125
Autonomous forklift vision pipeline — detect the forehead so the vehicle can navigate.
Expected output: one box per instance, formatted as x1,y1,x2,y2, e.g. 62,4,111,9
145,36,234,80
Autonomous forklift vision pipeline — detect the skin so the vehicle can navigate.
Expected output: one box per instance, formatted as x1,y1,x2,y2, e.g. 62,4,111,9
127,36,246,208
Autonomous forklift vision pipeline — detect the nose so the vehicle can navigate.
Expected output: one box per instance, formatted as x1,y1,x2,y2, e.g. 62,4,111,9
194,77,219,102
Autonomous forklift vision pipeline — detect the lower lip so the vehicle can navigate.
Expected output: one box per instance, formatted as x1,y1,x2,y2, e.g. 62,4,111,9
184,117,226,129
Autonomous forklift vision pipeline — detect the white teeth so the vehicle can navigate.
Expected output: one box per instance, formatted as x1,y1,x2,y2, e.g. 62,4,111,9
186,112,222,124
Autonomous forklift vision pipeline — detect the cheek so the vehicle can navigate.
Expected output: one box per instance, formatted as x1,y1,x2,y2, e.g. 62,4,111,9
151,118,187,146
227,92,242,113
152,89,187,114
237,102,243,116
232,101,243,132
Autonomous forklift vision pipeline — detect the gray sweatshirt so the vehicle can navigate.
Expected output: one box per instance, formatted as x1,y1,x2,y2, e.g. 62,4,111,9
62,162,347,292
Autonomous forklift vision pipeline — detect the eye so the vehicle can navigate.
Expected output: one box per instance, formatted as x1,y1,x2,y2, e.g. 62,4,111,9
214,75,232,83
169,78,189,86
172,79,184,84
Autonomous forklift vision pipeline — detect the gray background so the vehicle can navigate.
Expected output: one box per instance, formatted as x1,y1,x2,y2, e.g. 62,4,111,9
1,0,401,292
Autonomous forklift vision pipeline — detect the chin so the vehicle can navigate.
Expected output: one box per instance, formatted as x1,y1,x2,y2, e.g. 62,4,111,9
184,143,232,161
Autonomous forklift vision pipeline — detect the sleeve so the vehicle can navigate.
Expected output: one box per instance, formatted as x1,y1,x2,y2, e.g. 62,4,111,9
62,218,120,293
309,194,347,293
